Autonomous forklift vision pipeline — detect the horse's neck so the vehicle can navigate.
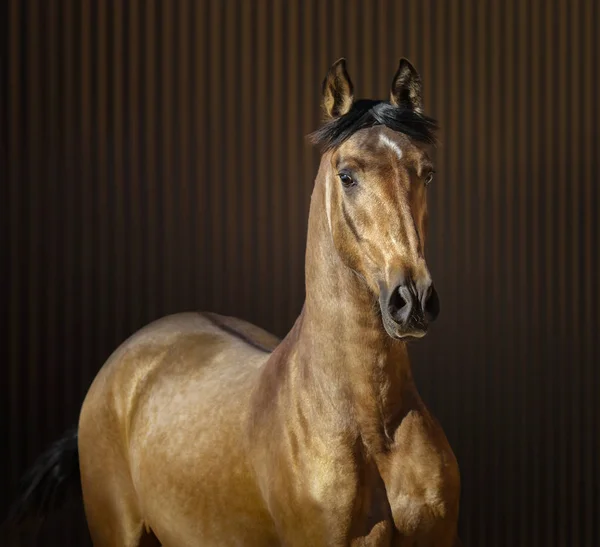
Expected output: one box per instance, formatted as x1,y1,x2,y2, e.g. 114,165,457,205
289,167,418,453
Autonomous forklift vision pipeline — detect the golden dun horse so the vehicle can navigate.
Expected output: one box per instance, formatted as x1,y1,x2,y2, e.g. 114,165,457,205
8,59,461,546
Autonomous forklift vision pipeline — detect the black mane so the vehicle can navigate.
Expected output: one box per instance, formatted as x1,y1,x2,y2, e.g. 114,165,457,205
309,99,438,151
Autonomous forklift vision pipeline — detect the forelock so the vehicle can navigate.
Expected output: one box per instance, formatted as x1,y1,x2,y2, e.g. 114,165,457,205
309,99,438,152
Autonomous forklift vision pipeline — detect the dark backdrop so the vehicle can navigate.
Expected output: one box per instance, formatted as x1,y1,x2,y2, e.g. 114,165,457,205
2,1,599,546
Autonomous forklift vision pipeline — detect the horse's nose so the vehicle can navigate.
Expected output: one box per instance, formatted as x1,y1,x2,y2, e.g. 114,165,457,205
421,283,440,322
387,280,440,325
387,284,415,325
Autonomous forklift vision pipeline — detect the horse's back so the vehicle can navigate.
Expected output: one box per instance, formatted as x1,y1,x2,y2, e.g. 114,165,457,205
78,311,280,546
80,311,275,424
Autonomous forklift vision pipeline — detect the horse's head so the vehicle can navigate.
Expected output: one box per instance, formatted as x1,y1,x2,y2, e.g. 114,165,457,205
311,59,439,340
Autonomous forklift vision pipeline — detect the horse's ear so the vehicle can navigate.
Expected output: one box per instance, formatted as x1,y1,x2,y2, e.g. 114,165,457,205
321,58,355,119
390,58,423,113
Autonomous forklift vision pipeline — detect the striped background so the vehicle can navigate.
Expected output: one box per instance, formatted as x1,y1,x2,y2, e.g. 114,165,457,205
2,1,599,545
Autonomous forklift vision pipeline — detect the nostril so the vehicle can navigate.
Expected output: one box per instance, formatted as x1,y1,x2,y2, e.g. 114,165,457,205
388,290,406,315
388,286,412,323
423,284,440,322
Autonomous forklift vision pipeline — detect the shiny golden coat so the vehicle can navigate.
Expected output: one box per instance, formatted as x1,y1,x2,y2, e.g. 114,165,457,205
78,59,461,547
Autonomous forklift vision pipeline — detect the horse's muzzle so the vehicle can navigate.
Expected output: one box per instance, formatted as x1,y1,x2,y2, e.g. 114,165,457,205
379,280,440,339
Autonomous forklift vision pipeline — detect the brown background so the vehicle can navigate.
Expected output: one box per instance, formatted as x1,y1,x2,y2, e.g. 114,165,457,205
2,1,599,546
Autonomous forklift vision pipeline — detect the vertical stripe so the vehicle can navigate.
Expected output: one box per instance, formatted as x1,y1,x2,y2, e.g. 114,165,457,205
26,0,41,468
144,0,157,319
377,0,389,97
239,0,253,320
161,0,174,312
193,0,208,309
447,2,461,534
80,0,93,394
529,1,542,544
474,2,487,542
8,0,22,496
516,0,530,543
302,0,316,293
503,2,515,541
569,1,581,543
113,0,126,339
271,0,284,329
593,2,600,543
489,0,501,541
96,0,109,359
460,1,474,541
255,0,269,324
224,0,238,313
128,0,142,331
558,1,569,541
178,0,192,309
286,0,300,325
208,1,223,312
582,2,594,544
544,3,557,543
362,0,374,97
46,0,60,446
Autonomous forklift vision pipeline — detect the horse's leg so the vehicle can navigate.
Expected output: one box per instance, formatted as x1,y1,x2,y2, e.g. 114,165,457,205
83,493,159,547
80,442,160,547
80,454,160,546
79,397,160,546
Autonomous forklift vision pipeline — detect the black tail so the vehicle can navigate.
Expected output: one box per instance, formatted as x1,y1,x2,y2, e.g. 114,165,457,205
5,427,82,529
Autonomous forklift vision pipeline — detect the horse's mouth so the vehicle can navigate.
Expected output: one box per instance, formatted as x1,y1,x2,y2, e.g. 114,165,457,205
396,329,428,341
381,312,429,340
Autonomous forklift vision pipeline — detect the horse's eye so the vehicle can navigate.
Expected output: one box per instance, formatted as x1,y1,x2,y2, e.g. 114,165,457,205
339,173,356,188
424,172,434,186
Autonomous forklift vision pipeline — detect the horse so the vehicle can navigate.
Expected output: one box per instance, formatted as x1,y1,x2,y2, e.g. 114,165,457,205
7,58,461,546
